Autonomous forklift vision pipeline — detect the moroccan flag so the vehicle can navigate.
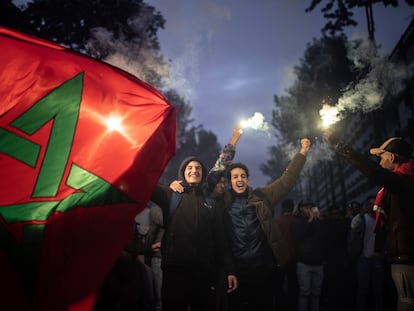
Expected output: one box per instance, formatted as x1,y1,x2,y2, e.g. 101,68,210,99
0,27,176,310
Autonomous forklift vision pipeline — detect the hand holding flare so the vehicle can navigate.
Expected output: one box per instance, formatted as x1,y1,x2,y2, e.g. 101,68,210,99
323,127,341,150
319,102,339,128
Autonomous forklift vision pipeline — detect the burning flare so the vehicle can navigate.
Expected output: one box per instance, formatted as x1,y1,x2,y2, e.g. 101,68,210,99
240,112,270,134
105,116,124,132
319,104,339,128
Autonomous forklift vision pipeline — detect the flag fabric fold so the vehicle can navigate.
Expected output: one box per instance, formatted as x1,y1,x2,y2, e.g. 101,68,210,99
0,27,176,311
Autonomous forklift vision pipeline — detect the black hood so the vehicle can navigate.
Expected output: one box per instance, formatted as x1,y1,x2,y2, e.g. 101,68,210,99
177,156,207,190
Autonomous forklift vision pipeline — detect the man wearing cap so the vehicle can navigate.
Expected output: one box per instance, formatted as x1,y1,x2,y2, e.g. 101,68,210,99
324,132,414,311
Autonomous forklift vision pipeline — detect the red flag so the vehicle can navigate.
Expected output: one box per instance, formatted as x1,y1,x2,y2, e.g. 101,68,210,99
0,27,176,310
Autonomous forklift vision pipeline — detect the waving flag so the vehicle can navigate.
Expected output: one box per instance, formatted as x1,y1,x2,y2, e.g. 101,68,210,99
0,27,176,311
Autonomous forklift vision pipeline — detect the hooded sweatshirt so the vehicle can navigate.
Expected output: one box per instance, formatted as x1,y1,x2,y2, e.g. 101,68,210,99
151,156,232,279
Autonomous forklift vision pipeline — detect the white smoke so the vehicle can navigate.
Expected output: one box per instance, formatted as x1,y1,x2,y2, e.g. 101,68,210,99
86,13,171,85
160,36,201,101
336,34,411,116
276,137,333,177
240,112,271,137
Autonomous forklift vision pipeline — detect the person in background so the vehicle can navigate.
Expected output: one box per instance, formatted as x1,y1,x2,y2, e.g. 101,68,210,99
352,195,386,311
143,201,164,311
291,201,326,311
345,200,363,310
346,201,362,221
275,198,298,311
324,131,414,311
322,206,351,311
222,138,311,311
151,156,237,311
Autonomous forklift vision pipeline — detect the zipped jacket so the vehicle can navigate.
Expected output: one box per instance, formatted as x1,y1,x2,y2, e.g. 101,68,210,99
223,153,306,267
151,156,233,280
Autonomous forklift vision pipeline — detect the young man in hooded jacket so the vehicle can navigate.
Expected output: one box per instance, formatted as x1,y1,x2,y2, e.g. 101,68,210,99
151,156,237,311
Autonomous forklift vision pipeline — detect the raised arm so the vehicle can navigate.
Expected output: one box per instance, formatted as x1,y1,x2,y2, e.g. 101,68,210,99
299,138,311,156
229,124,243,148
210,125,243,173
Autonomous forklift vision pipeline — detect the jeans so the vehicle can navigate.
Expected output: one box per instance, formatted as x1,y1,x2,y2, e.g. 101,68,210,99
151,257,163,311
296,261,323,311
391,264,414,311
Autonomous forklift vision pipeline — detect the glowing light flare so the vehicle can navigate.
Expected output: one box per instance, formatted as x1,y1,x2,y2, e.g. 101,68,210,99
83,107,140,146
102,115,138,146
319,104,339,128
104,116,124,132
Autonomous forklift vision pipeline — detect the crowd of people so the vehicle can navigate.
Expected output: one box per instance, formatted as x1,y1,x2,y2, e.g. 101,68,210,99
94,126,414,311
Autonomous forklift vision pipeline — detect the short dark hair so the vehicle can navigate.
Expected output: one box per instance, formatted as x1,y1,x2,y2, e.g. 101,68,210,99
226,162,249,180
205,170,225,193
298,200,314,209
281,198,294,213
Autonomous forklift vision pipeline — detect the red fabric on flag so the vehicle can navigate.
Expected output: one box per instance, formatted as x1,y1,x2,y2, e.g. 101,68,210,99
0,27,176,311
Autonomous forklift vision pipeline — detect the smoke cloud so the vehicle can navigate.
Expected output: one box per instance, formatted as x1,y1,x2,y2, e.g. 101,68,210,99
336,34,411,116
86,14,171,86
160,37,201,100
279,137,334,177
240,112,271,137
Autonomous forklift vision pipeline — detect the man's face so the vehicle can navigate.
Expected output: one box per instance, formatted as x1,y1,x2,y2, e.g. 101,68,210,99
300,205,312,217
378,151,395,171
212,176,225,197
184,161,203,185
230,167,249,194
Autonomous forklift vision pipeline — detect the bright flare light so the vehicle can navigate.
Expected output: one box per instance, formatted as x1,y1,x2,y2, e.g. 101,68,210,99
104,116,124,132
319,104,339,128
240,112,269,131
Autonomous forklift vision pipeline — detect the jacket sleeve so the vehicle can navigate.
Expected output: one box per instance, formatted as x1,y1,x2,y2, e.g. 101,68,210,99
209,144,236,173
350,214,364,232
335,143,413,197
259,153,306,206
150,184,171,220
149,201,164,226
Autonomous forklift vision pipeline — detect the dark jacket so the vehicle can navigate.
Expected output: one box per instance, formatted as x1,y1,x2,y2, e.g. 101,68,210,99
222,153,306,268
151,156,233,279
291,215,326,266
276,213,297,262
335,144,414,263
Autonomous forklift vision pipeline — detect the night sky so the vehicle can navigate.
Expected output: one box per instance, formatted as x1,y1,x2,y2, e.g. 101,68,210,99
12,0,414,186
147,0,413,186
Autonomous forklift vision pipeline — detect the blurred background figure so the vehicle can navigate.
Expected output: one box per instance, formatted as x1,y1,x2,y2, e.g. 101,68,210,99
275,198,298,311
351,195,386,311
292,201,326,311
